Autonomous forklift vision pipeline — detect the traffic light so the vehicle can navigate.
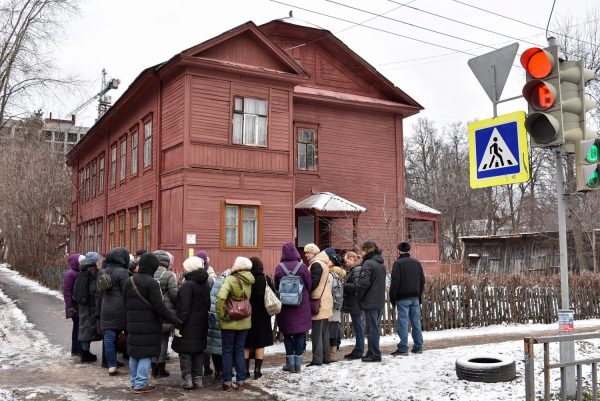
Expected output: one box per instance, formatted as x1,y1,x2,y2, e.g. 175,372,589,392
576,139,600,191
520,45,561,147
520,46,595,149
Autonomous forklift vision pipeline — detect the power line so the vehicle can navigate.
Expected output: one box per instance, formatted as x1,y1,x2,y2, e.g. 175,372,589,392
452,0,599,48
386,0,541,47
546,0,557,39
269,0,480,56
325,0,498,50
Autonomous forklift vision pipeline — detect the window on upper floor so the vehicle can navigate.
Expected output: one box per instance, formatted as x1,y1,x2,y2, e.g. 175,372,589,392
78,169,84,203
91,160,97,197
110,145,117,186
232,97,268,147
131,129,138,175
222,202,260,248
297,127,318,171
84,166,90,200
143,120,152,168
120,140,127,182
98,156,105,193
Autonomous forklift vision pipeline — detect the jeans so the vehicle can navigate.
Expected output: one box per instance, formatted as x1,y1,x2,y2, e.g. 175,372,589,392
129,356,152,389
364,309,381,359
350,312,365,357
71,317,80,355
283,332,306,355
396,298,424,353
180,352,204,379
104,329,118,368
310,319,330,364
221,329,248,385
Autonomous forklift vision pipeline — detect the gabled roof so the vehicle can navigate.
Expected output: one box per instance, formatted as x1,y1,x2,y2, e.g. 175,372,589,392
259,19,423,113
296,192,367,213
405,198,441,215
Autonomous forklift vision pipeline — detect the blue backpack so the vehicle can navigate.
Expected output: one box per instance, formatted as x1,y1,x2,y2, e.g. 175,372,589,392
278,262,304,306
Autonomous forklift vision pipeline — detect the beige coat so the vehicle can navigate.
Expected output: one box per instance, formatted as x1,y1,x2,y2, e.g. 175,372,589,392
309,251,333,321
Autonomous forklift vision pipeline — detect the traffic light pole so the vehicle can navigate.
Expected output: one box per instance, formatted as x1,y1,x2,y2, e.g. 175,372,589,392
555,147,576,396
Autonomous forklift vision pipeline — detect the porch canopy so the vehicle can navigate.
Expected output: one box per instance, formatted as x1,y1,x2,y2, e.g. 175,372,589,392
295,192,366,250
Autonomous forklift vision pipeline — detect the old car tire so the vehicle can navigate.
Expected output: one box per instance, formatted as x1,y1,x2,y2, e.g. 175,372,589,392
455,354,516,383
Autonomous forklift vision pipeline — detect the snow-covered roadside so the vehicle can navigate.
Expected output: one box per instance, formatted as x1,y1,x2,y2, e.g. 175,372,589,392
260,337,600,401
0,286,63,370
0,264,63,300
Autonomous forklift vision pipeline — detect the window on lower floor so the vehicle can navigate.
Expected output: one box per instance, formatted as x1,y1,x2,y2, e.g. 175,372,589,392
223,203,260,248
96,220,103,254
118,212,126,247
130,208,138,255
108,216,115,249
142,206,151,251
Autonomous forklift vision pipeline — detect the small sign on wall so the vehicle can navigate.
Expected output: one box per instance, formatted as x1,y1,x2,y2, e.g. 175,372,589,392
558,309,574,332
186,234,196,245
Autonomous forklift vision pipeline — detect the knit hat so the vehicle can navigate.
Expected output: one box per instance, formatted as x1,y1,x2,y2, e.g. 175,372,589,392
85,252,101,263
398,242,411,253
324,247,337,261
138,253,160,274
183,256,204,272
233,256,252,270
78,254,86,263
195,251,209,269
304,243,320,255
153,250,171,268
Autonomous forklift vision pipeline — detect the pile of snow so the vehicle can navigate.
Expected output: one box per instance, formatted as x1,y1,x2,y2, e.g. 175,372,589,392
260,338,600,401
0,287,63,370
0,264,62,300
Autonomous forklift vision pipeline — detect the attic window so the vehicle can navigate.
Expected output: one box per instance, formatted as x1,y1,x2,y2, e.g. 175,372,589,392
232,96,268,147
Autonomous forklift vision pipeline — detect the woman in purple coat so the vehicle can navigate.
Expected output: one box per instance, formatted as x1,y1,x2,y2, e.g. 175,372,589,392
274,242,312,374
63,253,82,356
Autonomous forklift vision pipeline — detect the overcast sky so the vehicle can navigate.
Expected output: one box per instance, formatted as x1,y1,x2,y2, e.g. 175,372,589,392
45,0,599,134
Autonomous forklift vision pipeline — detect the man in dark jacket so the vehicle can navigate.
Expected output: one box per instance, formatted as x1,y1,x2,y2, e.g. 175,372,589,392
98,247,130,375
356,241,386,362
124,253,182,394
389,242,425,356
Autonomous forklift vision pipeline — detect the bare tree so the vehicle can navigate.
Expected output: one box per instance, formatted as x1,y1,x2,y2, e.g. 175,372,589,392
0,112,71,277
0,0,80,126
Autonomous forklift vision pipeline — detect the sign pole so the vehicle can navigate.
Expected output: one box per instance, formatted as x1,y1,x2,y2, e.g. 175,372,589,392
555,147,576,396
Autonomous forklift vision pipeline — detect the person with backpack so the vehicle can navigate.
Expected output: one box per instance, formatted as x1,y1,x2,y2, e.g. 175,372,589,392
274,242,312,374
123,253,182,394
195,250,218,377
73,257,100,363
207,269,230,381
172,256,210,390
98,247,131,375
216,257,255,391
323,248,346,363
342,251,364,360
151,250,179,378
244,256,275,380
63,253,83,358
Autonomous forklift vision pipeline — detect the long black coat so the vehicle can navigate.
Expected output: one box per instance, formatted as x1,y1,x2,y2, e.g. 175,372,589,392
245,273,274,349
171,268,210,354
342,264,362,315
357,250,387,311
123,264,181,358
77,259,100,342
98,248,130,332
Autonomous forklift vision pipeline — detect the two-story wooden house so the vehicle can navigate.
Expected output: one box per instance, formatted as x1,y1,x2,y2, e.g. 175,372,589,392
67,19,437,274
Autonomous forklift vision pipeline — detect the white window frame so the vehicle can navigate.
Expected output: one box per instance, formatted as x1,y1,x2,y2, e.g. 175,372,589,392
232,96,268,147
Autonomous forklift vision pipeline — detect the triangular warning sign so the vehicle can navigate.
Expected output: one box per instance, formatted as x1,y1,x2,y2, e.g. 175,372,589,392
478,128,518,172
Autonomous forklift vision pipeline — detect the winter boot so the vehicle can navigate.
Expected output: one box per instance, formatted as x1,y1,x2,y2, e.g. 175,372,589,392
156,362,170,378
330,346,338,362
151,362,158,377
245,358,250,380
193,376,203,388
80,350,97,363
293,355,302,373
283,355,295,372
181,374,193,391
254,358,263,380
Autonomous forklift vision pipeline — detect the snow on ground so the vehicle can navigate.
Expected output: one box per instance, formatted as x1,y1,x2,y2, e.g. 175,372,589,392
0,286,63,370
0,264,62,300
260,338,600,401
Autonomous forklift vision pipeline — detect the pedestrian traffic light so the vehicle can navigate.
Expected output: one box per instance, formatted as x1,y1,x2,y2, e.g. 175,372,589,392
576,139,600,191
521,45,561,148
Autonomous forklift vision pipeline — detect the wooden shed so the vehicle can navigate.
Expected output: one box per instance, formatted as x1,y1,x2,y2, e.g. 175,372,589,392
66,19,428,275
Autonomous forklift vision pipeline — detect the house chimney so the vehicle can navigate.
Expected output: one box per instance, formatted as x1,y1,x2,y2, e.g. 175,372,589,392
49,112,52,119
71,114,75,124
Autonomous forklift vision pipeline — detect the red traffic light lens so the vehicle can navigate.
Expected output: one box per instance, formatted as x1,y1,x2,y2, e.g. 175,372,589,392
520,47,554,78
523,80,557,111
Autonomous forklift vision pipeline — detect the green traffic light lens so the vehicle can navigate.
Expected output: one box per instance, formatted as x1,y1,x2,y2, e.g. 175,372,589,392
586,144,599,164
587,169,600,188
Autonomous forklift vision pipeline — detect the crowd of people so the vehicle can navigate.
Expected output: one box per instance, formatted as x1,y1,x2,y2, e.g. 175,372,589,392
63,239,426,394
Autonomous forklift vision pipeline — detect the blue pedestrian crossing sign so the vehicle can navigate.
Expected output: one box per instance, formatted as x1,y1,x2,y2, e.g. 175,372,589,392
468,111,529,189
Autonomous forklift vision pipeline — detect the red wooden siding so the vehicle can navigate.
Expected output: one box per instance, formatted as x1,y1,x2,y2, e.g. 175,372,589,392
190,76,231,145
188,143,288,173
194,31,294,73
160,186,183,246
162,144,183,171
269,88,291,152
161,75,185,149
